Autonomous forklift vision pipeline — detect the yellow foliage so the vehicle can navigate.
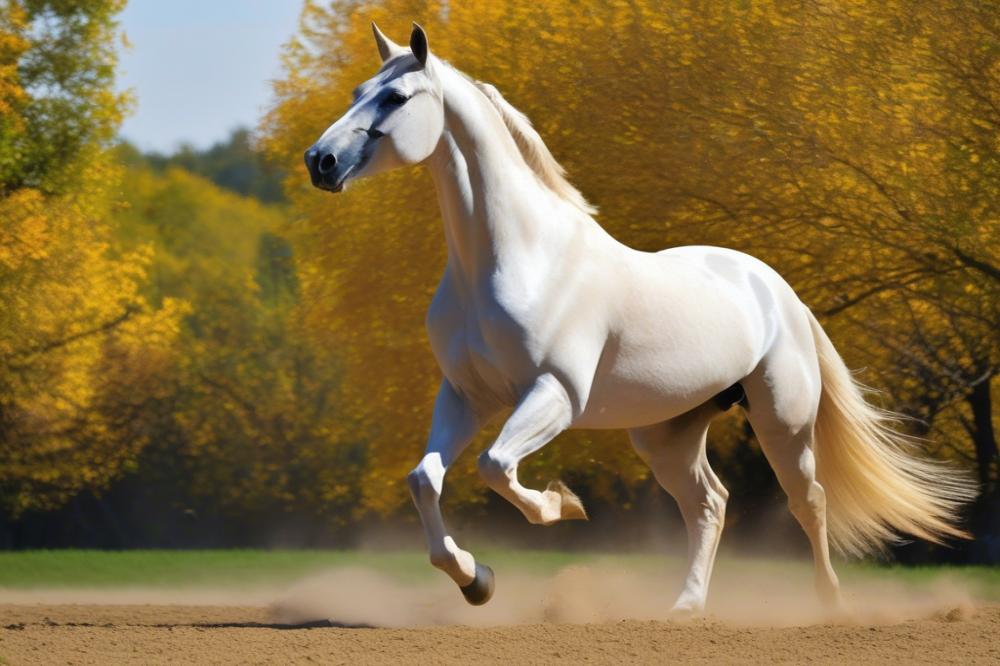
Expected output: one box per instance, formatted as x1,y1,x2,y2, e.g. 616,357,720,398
0,1,182,515
261,0,999,516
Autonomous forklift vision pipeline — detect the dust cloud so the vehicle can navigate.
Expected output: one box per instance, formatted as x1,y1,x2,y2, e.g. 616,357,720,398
269,560,976,628
1,558,975,629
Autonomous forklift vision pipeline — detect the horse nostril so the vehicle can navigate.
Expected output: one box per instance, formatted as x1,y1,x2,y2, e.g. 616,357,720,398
318,153,337,174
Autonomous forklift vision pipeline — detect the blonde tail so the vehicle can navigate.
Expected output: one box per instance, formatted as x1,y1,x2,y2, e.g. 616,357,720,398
807,311,976,557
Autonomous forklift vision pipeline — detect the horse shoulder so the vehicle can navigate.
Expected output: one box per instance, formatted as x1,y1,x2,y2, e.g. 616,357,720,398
425,269,522,409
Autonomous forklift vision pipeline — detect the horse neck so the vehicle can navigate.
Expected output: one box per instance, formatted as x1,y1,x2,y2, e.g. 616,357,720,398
426,68,563,283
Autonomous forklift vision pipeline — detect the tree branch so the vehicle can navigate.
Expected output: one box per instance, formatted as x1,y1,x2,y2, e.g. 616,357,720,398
949,245,1000,284
6,306,140,366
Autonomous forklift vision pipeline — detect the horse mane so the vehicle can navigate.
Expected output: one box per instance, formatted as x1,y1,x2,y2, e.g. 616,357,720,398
471,80,597,215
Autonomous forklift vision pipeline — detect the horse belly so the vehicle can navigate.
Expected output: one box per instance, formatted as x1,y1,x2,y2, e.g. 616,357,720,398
576,371,723,429
573,295,760,429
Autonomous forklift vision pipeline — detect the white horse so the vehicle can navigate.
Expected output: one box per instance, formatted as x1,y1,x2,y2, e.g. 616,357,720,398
305,23,973,613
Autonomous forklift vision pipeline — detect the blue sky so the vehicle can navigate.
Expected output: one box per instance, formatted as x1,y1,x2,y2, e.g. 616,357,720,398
116,0,303,153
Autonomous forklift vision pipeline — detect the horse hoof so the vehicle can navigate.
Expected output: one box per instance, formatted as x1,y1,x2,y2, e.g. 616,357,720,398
669,598,704,619
549,480,588,521
460,563,495,606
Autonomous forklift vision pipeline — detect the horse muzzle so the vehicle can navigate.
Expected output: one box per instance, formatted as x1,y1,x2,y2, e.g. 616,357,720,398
304,146,354,193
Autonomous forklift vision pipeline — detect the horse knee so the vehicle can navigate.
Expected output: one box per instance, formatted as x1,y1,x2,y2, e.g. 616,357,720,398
477,449,512,489
661,462,727,525
707,471,730,505
702,483,728,526
678,478,728,529
672,489,723,530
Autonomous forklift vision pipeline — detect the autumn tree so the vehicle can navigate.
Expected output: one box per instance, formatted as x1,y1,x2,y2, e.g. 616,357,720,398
261,0,996,533
103,149,362,530
0,0,180,516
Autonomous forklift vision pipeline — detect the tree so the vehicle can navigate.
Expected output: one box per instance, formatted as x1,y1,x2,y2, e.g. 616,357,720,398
145,128,286,204
110,156,361,530
261,0,995,528
0,0,180,516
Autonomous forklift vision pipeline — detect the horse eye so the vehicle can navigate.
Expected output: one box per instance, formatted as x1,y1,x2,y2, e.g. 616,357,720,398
384,91,409,107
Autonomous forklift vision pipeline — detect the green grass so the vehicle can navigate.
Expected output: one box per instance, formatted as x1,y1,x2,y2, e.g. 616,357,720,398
843,563,1000,599
0,549,627,589
0,550,418,589
0,549,997,600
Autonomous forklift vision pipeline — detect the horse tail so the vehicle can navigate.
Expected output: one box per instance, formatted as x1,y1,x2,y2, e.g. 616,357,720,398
806,310,975,557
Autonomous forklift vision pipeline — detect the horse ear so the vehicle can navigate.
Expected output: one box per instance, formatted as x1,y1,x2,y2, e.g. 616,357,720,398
410,22,429,67
371,21,403,62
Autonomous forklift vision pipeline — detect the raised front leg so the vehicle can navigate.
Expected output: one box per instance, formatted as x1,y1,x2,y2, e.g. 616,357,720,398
408,380,496,604
477,374,588,525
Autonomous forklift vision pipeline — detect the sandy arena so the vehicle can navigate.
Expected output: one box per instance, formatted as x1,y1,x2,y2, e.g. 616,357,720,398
1,564,998,664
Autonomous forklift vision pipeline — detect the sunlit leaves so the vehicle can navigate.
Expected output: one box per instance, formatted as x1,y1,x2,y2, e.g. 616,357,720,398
0,0,178,515
259,0,998,515
112,160,361,524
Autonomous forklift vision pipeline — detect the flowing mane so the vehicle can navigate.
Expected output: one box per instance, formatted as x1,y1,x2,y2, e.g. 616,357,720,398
471,79,597,215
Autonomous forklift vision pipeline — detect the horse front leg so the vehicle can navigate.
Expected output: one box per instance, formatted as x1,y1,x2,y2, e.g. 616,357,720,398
477,373,588,525
408,380,496,604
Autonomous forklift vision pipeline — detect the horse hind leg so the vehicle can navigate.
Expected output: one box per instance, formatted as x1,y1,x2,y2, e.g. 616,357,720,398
629,400,729,614
741,342,842,608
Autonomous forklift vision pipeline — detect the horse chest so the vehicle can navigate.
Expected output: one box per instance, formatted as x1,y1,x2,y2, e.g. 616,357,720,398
426,284,539,408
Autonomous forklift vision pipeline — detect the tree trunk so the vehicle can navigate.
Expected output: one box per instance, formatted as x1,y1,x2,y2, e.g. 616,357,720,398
968,377,998,488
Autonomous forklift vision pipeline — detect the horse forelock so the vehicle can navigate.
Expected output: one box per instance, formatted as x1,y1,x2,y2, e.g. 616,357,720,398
376,53,424,76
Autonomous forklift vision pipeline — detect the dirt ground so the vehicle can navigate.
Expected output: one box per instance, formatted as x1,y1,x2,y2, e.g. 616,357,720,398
2,562,999,664
0,602,997,665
